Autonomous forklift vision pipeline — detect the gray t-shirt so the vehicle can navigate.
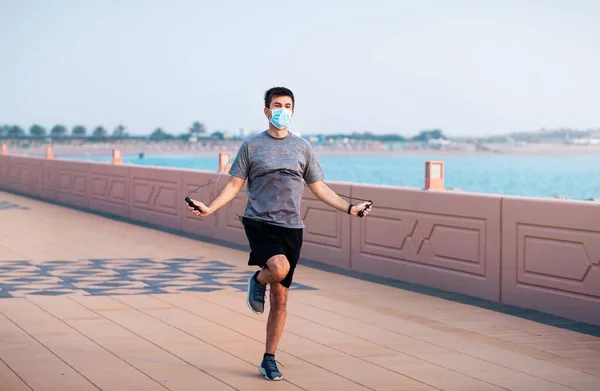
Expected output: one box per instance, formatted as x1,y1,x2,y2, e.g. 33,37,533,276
228,130,324,229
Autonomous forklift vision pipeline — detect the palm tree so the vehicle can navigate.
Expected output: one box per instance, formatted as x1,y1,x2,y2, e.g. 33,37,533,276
189,121,206,136
150,127,171,140
8,126,25,137
92,126,107,139
50,124,68,138
72,125,86,137
29,124,46,138
113,124,127,138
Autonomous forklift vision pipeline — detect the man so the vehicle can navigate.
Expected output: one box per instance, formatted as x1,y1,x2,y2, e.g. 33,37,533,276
187,86,372,381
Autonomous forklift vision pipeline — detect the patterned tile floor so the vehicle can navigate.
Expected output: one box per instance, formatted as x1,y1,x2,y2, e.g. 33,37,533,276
0,257,316,298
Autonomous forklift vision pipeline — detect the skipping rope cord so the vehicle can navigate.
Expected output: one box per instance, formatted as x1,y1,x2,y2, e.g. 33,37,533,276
185,175,375,215
335,193,373,203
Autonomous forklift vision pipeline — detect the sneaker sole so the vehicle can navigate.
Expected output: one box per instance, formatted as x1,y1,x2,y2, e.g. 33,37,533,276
259,365,283,381
246,274,263,314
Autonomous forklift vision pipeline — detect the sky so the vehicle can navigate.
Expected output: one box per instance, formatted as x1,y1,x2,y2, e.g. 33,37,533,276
1,0,599,137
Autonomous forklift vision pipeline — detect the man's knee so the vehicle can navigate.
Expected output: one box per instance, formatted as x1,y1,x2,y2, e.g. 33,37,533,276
266,254,290,282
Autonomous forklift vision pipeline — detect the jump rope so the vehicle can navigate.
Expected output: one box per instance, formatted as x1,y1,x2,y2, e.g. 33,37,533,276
185,170,373,218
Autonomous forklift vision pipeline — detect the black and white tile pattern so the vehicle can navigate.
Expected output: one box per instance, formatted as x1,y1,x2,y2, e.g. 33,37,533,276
0,257,317,297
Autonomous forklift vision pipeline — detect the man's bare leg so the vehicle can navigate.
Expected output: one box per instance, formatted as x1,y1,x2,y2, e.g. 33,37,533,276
266,282,288,354
252,254,290,381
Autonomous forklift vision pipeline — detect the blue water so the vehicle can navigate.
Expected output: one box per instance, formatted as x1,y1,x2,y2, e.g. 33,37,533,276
63,153,600,200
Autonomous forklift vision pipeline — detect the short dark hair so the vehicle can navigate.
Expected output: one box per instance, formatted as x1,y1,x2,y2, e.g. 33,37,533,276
264,87,295,109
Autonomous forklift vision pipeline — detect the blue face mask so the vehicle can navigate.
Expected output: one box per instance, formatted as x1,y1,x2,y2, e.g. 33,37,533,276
269,108,293,129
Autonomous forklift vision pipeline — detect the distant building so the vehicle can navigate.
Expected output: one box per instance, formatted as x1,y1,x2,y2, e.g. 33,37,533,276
567,136,600,145
427,138,451,149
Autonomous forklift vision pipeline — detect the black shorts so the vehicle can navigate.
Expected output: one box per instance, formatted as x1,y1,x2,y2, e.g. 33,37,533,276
242,217,303,289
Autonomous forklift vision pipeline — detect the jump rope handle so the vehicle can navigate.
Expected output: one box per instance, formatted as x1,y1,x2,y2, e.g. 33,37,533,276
357,201,373,217
185,196,202,212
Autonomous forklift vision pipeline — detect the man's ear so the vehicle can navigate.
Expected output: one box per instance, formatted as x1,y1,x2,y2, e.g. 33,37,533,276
264,107,270,118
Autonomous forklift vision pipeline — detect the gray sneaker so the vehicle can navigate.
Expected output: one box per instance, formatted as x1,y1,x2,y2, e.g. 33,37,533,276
247,270,266,314
259,355,283,381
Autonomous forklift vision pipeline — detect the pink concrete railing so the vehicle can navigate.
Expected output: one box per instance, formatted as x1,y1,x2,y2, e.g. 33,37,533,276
0,154,598,326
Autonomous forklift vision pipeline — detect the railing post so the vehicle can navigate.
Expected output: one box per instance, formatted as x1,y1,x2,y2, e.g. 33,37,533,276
424,161,444,190
218,152,231,173
112,148,123,164
45,144,55,159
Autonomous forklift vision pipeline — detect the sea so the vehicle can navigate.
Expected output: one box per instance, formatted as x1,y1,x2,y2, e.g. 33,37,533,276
64,153,600,200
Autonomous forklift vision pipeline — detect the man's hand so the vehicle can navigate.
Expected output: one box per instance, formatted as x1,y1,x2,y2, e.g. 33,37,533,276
187,199,212,217
350,201,372,217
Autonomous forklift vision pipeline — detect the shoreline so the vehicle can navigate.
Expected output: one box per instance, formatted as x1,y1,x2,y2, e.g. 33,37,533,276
8,143,600,158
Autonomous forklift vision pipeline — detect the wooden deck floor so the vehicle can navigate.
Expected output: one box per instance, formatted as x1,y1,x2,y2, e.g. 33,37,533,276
1,191,599,391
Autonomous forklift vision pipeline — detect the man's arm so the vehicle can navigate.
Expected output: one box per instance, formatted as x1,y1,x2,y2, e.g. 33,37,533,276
307,180,371,217
188,175,246,217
